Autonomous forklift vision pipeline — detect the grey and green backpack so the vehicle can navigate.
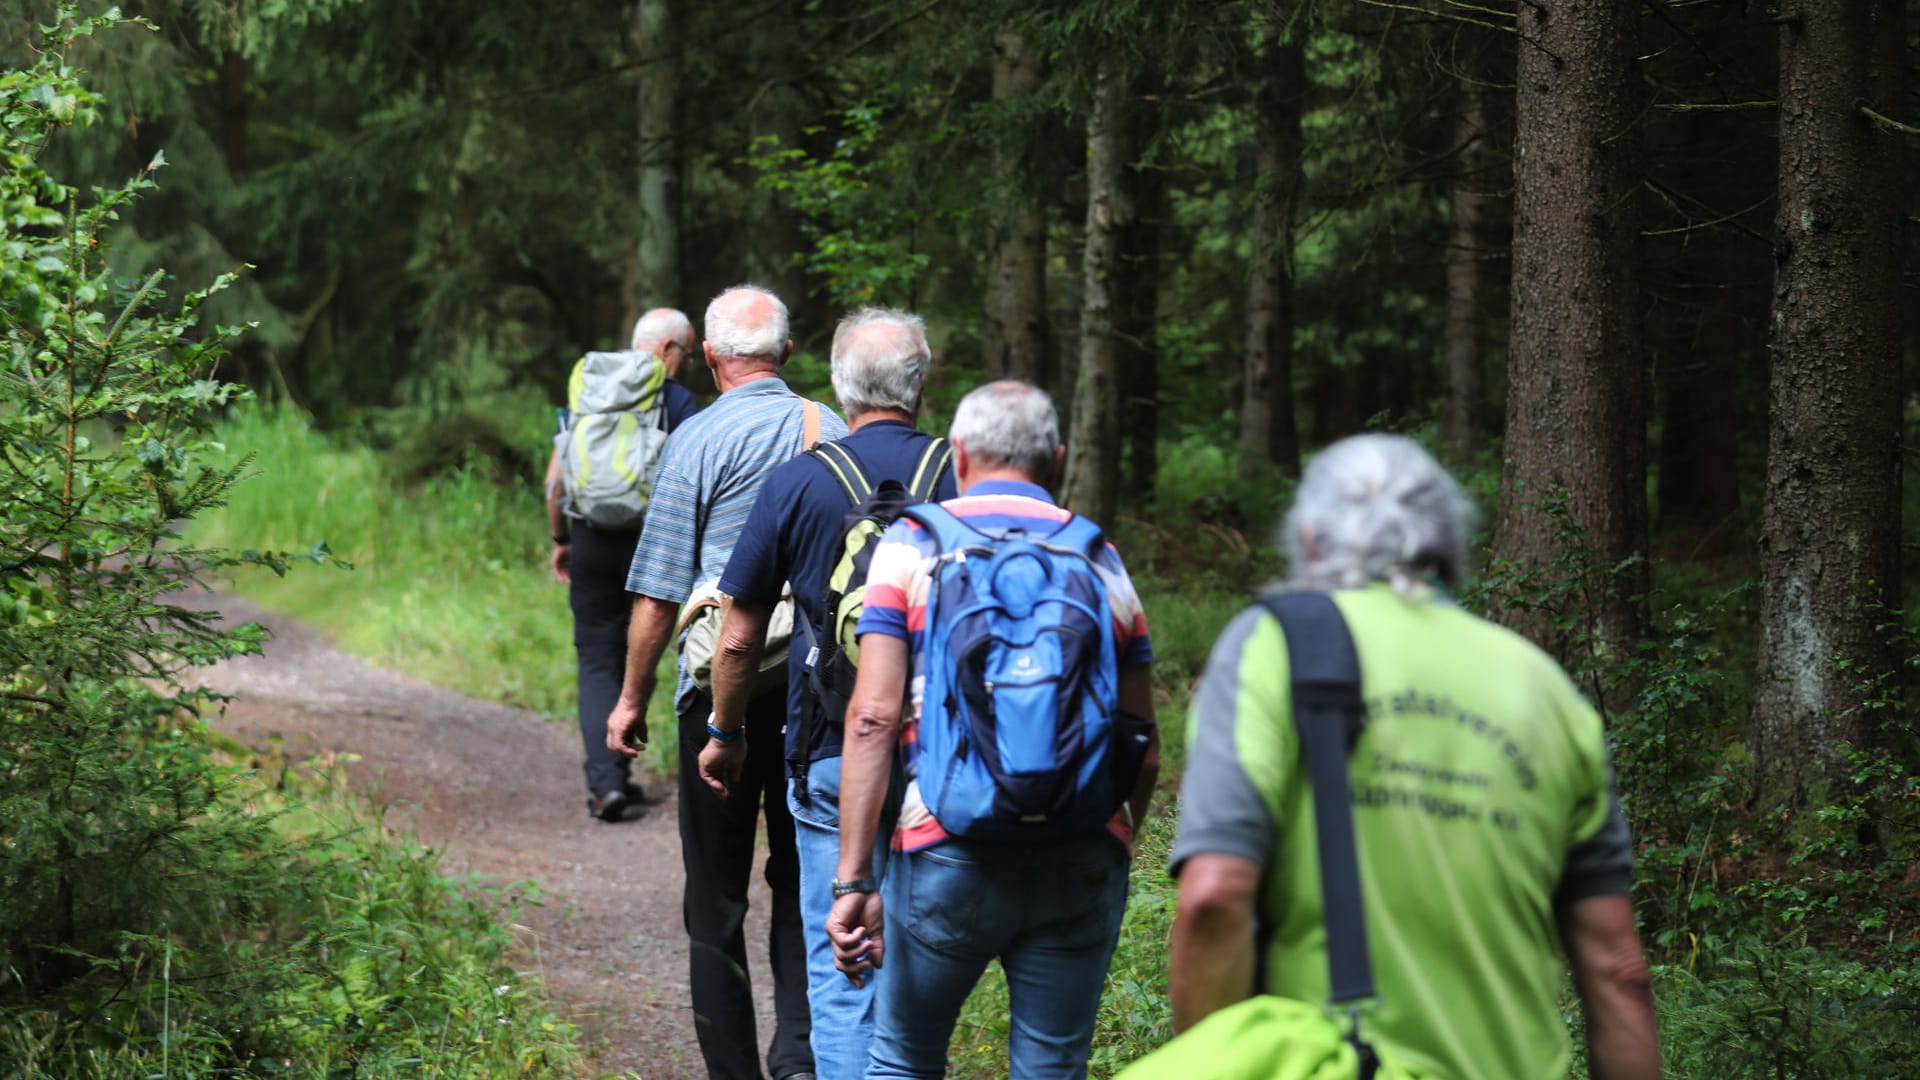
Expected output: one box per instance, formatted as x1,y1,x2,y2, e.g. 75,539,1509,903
553,349,670,529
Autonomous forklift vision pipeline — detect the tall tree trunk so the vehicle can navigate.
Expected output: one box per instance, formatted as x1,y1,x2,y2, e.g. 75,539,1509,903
1121,139,1164,503
984,30,1050,386
1064,61,1140,525
219,52,249,177
1239,20,1304,480
1441,85,1487,459
634,0,680,310
1751,0,1905,799
1493,0,1649,660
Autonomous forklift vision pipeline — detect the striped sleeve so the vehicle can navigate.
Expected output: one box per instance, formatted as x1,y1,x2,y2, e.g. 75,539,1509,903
1093,541,1154,665
854,518,931,641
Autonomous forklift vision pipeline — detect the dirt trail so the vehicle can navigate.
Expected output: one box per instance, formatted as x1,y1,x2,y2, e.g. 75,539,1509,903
181,590,784,1079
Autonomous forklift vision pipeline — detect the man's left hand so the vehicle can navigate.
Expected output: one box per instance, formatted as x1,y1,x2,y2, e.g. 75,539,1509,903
697,735,747,799
828,890,885,987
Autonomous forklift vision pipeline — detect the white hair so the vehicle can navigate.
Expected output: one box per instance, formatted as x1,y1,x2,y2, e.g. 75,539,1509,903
1283,434,1478,598
631,307,693,353
702,285,789,361
831,307,931,417
949,380,1058,481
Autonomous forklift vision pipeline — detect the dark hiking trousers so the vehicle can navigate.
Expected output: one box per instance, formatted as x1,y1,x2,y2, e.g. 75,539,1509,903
678,687,813,1080
569,522,642,799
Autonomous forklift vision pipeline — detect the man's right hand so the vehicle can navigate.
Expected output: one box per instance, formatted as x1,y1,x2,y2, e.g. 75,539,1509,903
828,890,886,988
605,698,647,757
697,734,747,798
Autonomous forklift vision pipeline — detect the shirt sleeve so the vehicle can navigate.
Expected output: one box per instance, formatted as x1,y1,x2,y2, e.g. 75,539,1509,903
1093,542,1154,666
626,445,703,603
1169,607,1283,876
1556,782,1634,906
717,463,795,607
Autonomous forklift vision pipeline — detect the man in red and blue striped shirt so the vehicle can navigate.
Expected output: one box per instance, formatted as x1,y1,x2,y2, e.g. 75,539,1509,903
828,380,1160,1079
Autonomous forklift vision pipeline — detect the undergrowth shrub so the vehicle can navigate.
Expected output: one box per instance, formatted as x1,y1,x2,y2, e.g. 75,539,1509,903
1470,491,1920,1076
1,12,578,1074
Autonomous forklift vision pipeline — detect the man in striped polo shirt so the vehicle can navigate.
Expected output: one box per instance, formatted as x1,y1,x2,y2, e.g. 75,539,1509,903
606,285,844,1080
827,380,1160,1078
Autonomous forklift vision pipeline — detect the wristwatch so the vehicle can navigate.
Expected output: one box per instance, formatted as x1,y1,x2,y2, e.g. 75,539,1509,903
831,877,877,898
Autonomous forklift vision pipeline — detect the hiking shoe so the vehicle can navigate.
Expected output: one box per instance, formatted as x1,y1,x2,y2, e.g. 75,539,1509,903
587,788,631,822
621,781,649,805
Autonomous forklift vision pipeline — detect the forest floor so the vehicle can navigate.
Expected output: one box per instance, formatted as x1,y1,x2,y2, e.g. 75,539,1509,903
179,590,785,1080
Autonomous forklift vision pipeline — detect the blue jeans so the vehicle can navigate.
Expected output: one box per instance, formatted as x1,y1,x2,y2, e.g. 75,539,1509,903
791,756,892,1080
865,837,1130,1079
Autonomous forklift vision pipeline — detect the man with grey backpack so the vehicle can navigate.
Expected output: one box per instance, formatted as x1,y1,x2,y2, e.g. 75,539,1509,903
545,307,699,821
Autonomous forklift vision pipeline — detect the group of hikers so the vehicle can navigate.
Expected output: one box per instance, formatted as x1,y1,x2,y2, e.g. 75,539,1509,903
541,284,1661,1080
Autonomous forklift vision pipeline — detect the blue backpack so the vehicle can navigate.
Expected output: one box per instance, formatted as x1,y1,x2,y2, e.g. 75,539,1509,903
905,503,1132,843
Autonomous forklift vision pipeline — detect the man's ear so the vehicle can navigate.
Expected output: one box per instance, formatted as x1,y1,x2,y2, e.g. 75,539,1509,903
1046,444,1067,489
952,439,972,490
703,342,718,371
779,340,794,365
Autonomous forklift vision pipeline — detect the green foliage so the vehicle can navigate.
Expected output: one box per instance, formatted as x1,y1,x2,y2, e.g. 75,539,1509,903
0,15,578,1072
749,102,939,308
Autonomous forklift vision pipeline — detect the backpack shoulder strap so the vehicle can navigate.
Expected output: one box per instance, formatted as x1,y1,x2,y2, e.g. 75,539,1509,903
1254,590,1377,1008
902,502,980,555
907,438,952,503
801,398,822,451
1044,513,1106,559
807,440,873,506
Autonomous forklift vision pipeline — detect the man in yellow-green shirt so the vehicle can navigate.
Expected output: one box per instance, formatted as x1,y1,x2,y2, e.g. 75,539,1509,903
1168,434,1659,1079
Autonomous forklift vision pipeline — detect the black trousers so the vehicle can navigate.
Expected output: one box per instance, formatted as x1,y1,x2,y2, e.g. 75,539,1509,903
678,688,813,1080
568,523,642,798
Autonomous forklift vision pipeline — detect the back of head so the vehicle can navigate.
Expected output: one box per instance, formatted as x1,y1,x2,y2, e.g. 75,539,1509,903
830,307,931,417
1283,433,1477,597
703,285,789,362
949,380,1058,481
631,307,693,354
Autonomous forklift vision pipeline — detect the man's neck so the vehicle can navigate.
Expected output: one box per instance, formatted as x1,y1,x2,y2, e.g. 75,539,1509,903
957,468,1045,496
847,407,916,434
714,367,781,394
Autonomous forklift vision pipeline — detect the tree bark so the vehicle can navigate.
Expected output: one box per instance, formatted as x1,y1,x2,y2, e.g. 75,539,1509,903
1239,20,1305,480
983,29,1050,387
1750,0,1905,799
1441,85,1487,459
634,0,680,310
1493,0,1649,658
1064,61,1140,525
1121,133,1164,503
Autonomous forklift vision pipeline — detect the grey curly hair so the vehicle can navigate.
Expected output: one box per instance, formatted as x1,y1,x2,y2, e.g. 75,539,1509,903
1283,434,1478,597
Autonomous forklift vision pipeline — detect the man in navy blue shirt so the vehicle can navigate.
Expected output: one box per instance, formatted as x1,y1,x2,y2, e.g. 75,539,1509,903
544,307,700,821
702,307,956,1078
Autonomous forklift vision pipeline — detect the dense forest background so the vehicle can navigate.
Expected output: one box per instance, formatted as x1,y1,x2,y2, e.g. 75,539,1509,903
7,0,1920,1074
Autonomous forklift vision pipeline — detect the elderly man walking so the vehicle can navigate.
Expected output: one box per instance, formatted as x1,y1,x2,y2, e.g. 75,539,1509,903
1165,434,1658,1079
699,307,957,1078
827,380,1161,1079
546,307,699,822
606,285,844,1080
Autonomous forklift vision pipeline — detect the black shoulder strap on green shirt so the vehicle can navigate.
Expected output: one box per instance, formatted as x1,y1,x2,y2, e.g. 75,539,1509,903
1256,591,1380,1033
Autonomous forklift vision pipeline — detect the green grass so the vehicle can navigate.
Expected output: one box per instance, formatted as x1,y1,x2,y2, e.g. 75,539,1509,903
191,403,681,774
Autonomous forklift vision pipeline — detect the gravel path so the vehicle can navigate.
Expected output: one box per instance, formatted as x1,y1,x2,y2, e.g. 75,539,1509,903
181,590,784,1079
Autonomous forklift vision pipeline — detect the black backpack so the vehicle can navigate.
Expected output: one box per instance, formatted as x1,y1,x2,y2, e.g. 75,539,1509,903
790,437,951,795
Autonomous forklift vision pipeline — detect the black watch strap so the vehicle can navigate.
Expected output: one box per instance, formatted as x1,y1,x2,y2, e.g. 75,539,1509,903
831,877,877,898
